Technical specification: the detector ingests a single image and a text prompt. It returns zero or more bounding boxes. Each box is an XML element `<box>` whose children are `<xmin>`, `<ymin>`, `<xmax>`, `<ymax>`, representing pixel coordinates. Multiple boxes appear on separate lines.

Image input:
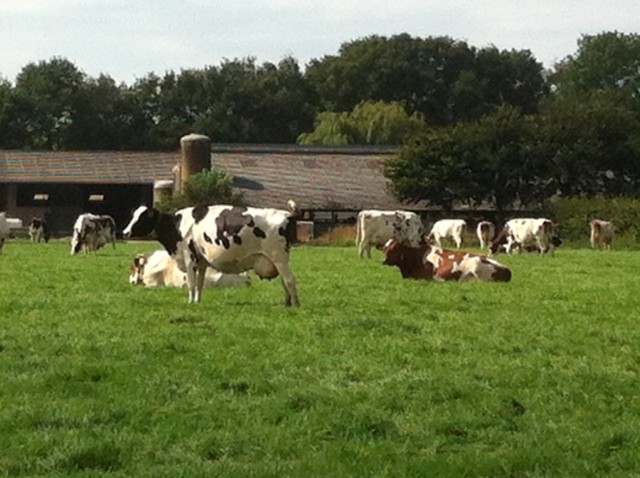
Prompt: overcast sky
<box><xmin>1</xmin><ymin>0</ymin><xmax>637</xmax><ymax>85</ymax></box>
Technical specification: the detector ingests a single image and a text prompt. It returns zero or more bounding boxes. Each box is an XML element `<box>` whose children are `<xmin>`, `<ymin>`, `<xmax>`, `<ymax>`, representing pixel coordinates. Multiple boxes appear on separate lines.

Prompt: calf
<box><xmin>129</xmin><ymin>250</ymin><xmax>251</xmax><ymax>288</ymax></box>
<box><xmin>123</xmin><ymin>201</ymin><xmax>299</xmax><ymax>306</ymax></box>
<box><xmin>476</xmin><ymin>220</ymin><xmax>495</xmax><ymax>250</ymax></box>
<box><xmin>428</xmin><ymin>219</ymin><xmax>466</xmax><ymax>249</ymax></box>
<box><xmin>355</xmin><ymin>209</ymin><xmax>424</xmax><ymax>258</ymax></box>
<box><xmin>382</xmin><ymin>239</ymin><xmax>511</xmax><ymax>282</ymax></box>
<box><xmin>29</xmin><ymin>217</ymin><xmax>50</xmax><ymax>243</ymax></box>
<box><xmin>71</xmin><ymin>213</ymin><xmax>117</xmax><ymax>254</ymax></box>
<box><xmin>590</xmin><ymin>219</ymin><xmax>614</xmax><ymax>250</ymax></box>
<box><xmin>490</xmin><ymin>218</ymin><xmax>555</xmax><ymax>255</ymax></box>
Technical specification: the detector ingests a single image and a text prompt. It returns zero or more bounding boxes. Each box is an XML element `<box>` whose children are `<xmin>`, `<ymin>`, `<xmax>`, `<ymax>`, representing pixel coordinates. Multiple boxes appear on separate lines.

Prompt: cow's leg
<box><xmin>186</xmin><ymin>263</ymin><xmax>199</xmax><ymax>303</ymax></box>
<box><xmin>272</xmin><ymin>254</ymin><xmax>299</xmax><ymax>307</ymax></box>
<box><xmin>358</xmin><ymin>239</ymin><xmax>367</xmax><ymax>258</ymax></box>
<box><xmin>455</xmin><ymin>235</ymin><xmax>462</xmax><ymax>249</ymax></box>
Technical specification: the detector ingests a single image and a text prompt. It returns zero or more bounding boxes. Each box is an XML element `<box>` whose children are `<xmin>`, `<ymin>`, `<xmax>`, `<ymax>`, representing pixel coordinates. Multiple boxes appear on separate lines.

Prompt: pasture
<box><xmin>0</xmin><ymin>239</ymin><xmax>639</xmax><ymax>477</ymax></box>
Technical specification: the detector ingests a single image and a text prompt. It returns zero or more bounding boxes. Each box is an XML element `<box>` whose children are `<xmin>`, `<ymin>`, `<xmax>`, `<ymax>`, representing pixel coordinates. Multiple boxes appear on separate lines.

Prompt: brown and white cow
<box><xmin>29</xmin><ymin>217</ymin><xmax>50</xmax><ymax>243</ymax></box>
<box><xmin>71</xmin><ymin>213</ymin><xmax>117</xmax><ymax>254</ymax></box>
<box><xmin>382</xmin><ymin>239</ymin><xmax>511</xmax><ymax>282</ymax></box>
<box><xmin>123</xmin><ymin>201</ymin><xmax>299</xmax><ymax>306</ymax></box>
<box><xmin>129</xmin><ymin>249</ymin><xmax>252</xmax><ymax>288</ymax></box>
<box><xmin>590</xmin><ymin>219</ymin><xmax>614</xmax><ymax>250</ymax></box>
<box><xmin>489</xmin><ymin>218</ymin><xmax>555</xmax><ymax>256</ymax></box>
<box><xmin>427</xmin><ymin>219</ymin><xmax>467</xmax><ymax>249</ymax></box>
<box><xmin>355</xmin><ymin>209</ymin><xmax>424</xmax><ymax>258</ymax></box>
<box><xmin>476</xmin><ymin>220</ymin><xmax>495</xmax><ymax>250</ymax></box>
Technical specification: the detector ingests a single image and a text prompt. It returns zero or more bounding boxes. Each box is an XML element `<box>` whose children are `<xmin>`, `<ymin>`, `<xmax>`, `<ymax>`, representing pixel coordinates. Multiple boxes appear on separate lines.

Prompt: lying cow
<box><xmin>590</xmin><ymin>219</ymin><xmax>614</xmax><ymax>250</ymax></box>
<box><xmin>476</xmin><ymin>220</ymin><xmax>495</xmax><ymax>250</ymax></box>
<box><xmin>71</xmin><ymin>213</ymin><xmax>117</xmax><ymax>254</ymax></box>
<box><xmin>490</xmin><ymin>218</ymin><xmax>555</xmax><ymax>255</ymax></box>
<box><xmin>29</xmin><ymin>217</ymin><xmax>50</xmax><ymax>243</ymax></box>
<box><xmin>382</xmin><ymin>239</ymin><xmax>511</xmax><ymax>282</ymax></box>
<box><xmin>428</xmin><ymin>219</ymin><xmax>466</xmax><ymax>249</ymax></box>
<box><xmin>130</xmin><ymin>250</ymin><xmax>252</xmax><ymax>288</ymax></box>
<box><xmin>123</xmin><ymin>201</ymin><xmax>299</xmax><ymax>306</ymax></box>
<box><xmin>355</xmin><ymin>209</ymin><xmax>424</xmax><ymax>258</ymax></box>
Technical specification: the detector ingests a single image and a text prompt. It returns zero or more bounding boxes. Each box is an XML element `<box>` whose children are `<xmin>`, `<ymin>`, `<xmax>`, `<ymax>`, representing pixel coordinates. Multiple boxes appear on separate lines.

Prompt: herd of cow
<box><xmin>0</xmin><ymin>206</ymin><xmax>617</xmax><ymax>307</ymax></box>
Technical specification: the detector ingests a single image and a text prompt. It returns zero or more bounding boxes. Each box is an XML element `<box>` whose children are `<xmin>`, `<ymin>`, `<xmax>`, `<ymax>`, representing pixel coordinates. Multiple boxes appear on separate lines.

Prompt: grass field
<box><xmin>1</xmin><ymin>239</ymin><xmax>639</xmax><ymax>477</ymax></box>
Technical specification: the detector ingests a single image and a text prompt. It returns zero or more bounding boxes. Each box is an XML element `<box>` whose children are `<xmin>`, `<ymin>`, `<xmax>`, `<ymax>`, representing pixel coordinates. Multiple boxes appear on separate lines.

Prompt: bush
<box><xmin>543</xmin><ymin>197</ymin><xmax>640</xmax><ymax>247</ymax></box>
<box><xmin>156</xmin><ymin>169</ymin><xmax>245</xmax><ymax>211</ymax></box>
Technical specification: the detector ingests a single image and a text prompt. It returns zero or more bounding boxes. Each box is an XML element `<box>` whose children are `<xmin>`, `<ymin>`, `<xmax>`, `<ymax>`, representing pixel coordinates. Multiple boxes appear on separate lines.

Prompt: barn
<box><xmin>0</xmin><ymin>143</ymin><xmax>421</xmax><ymax>238</ymax></box>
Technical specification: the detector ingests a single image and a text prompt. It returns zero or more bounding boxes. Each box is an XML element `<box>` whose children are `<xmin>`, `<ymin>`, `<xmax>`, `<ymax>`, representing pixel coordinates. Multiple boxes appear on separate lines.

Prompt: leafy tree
<box><xmin>385</xmin><ymin>106</ymin><xmax>550</xmax><ymax>213</ymax></box>
<box><xmin>305</xmin><ymin>34</ymin><xmax>547</xmax><ymax>126</ymax></box>
<box><xmin>550</xmin><ymin>31</ymin><xmax>640</xmax><ymax>96</ymax></box>
<box><xmin>298</xmin><ymin>100</ymin><xmax>426</xmax><ymax>145</ymax></box>
<box><xmin>157</xmin><ymin>169</ymin><xmax>245</xmax><ymax>212</ymax></box>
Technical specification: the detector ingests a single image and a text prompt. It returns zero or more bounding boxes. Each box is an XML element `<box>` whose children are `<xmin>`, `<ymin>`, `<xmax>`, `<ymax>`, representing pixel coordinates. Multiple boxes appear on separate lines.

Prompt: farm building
<box><xmin>0</xmin><ymin>143</ymin><xmax>425</xmax><ymax>238</ymax></box>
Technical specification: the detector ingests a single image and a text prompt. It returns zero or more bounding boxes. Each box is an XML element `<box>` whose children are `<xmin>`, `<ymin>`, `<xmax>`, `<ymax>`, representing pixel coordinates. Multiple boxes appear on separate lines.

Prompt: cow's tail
<box><xmin>355</xmin><ymin>212</ymin><xmax>363</xmax><ymax>247</ymax></box>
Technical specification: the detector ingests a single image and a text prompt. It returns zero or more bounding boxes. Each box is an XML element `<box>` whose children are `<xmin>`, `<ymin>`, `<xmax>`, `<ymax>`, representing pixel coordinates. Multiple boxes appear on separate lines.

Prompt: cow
<box><xmin>427</xmin><ymin>219</ymin><xmax>467</xmax><ymax>249</ymax></box>
<box><xmin>476</xmin><ymin>220</ymin><xmax>495</xmax><ymax>250</ymax></box>
<box><xmin>129</xmin><ymin>249</ymin><xmax>252</xmax><ymax>288</ymax></box>
<box><xmin>489</xmin><ymin>218</ymin><xmax>555</xmax><ymax>256</ymax></box>
<box><xmin>0</xmin><ymin>212</ymin><xmax>9</xmax><ymax>254</ymax></box>
<box><xmin>590</xmin><ymin>219</ymin><xmax>614</xmax><ymax>250</ymax></box>
<box><xmin>29</xmin><ymin>217</ymin><xmax>50</xmax><ymax>243</ymax></box>
<box><xmin>355</xmin><ymin>209</ymin><xmax>424</xmax><ymax>258</ymax></box>
<box><xmin>382</xmin><ymin>239</ymin><xmax>511</xmax><ymax>282</ymax></box>
<box><xmin>70</xmin><ymin>213</ymin><xmax>117</xmax><ymax>255</ymax></box>
<box><xmin>122</xmin><ymin>201</ymin><xmax>299</xmax><ymax>306</ymax></box>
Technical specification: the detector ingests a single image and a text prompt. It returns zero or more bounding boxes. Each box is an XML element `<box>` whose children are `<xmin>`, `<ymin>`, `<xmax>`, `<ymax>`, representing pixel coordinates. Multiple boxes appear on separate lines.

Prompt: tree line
<box><xmin>1</xmin><ymin>31</ymin><xmax>639</xmax><ymax>211</ymax></box>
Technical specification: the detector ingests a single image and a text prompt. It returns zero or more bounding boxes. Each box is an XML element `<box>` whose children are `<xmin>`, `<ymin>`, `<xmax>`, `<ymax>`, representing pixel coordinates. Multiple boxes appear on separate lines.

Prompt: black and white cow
<box><xmin>123</xmin><ymin>201</ymin><xmax>299</xmax><ymax>306</ymax></box>
<box><xmin>29</xmin><ymin>217</ymin><xmax>50</xmax><ymax>243</ymax></box>
<box><xmin>70</xmin><ymin>213</ymin><xmax>117</xmax><ymax>255</ymax></box>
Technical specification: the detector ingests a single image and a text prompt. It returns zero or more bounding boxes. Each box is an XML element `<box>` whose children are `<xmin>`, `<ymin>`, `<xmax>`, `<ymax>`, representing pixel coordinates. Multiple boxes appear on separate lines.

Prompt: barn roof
<box><xmin>0</xmin><ymin>145</ymin><xmax>424</xmax><ymax>211</ymax></box>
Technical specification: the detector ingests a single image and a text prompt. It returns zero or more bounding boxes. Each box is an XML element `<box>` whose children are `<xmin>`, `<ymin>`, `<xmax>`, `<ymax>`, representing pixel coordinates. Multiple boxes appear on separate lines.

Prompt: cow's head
<box><xmin>129</xmin><ymin>254</ymin><xmax>147</xmax><ymax>285</ymax></box>
<box><xmin>489</xmin><ymin>228</ymin><xmax>510</xmax><ymax>255</ymax></box>
<box><xmin>382</xmin><ymin>239</ymin><xmax>404</xmax><ymax>267</ymax></box>
<box><xmin>123</xmin><ymin>206</ymin><xmax>158</xmax><ymax>238</ymax></box>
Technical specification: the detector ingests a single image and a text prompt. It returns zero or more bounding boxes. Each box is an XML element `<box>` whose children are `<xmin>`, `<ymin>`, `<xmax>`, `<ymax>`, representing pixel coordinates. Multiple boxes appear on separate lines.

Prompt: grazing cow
<box><xmin>0</xmin><ymin>212</ymin><xmax>9</xmax><ymax>254</ymax></box>
<box><xmin>29</xmin><ymin>217</ymin><xmax>50</xmax><ymax>243</ymax></box>
<box><xmin>382</xmin><ymin>239</ymin><xmax>511</xmax><ymax>282</ymax></box>
<box><xmin>590</xmin><ymin>219</ymin><xmax>614</xmax><ymax>250</ymax></box>
<box><xmin>70</xmin><ymin>213</ymin><xmax>117</xmax><ymax>255</ymax></box>
<box><xmin>490</xmin><ymin>218</ymin><xmax>555</xmax><ymax>256</ymax></box>
<box><xmin>123</xmin><ymin>201</ymin><xmax>299</xmax><ymax>306</ymax></box>
<box><xmin>476</xmin><ymin>220</ymin><xmax>495</xmax><ymax>250</ymax></box>
<box><xmin>428</xmin><ymin>219</ymin><xmax>467</xmax><ymax>249</ymax></box>
<box><xmin>129</xmin><ymin>249</ymin><xmax>252</xmax><ymax>288</ymax></box>
<box><xmin>355</xmin><ymin>209</ymin><xmax>424</xmax><ymax>258</ymax></box>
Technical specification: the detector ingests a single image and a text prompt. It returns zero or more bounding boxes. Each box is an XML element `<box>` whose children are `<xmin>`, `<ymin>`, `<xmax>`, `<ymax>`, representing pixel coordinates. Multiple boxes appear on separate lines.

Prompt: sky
<box><xmin>1</xmin><ymin>0</ymin><xmax>638</xmax><ymax>86</ymax></box>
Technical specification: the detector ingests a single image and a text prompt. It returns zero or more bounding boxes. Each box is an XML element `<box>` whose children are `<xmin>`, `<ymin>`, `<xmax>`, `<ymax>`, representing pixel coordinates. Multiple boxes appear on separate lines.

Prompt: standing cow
<box><xmin>71</xmin><ymin>213</ymin><xmax>117</xmax><ymax>254</ymax></box>
<box><xmin>590</xmin><ymin>219</ymin><xmax>614</xmax><ymax>250</ymax></box>
<box><xmin>123</xmin><ymin>201</ymin><xmax>299</xmax><ymax>306</ymax></box>
<box><xmin>427</xmin><ymin>219</ymin><xmax>466</xmax><ymax>249</ymax></box>
<box><xmin>490</xmin><ymin>218</ymin><xmax>555</xmax><ymax>255</ymax></box>
<box><xmin>476</xmin><ymin>220</ymin><xmax>495</xmax><ymax>250</ymax></box>
<box><xmin>29</xmin><ymin>217</ymin><xmax>50</xmax><ymax>243</ymax></box>
<box><xmin>355</xmin><ymin>209</ymin><xmax>424</xmax><ymax>258</ymax></box>
<box><xmin>0</xmin><ymin>212</ymin><xmax>9</xmax><ymax>254</ymax></box>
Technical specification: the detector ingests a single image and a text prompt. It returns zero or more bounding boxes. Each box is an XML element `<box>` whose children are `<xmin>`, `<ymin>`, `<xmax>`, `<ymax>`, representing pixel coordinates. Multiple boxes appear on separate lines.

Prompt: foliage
<box><xmin>543</xmin><ymin>196</ymin><xmax>640</xmax><ymax>245</ymax></box>
<box><xmin>2</xmin><ymin>241</ymin><xmax>640</xmax><ymax>476</ymax></box>
<box><xmin>298</xmin><ymin>101</ymin><xmax>427</xmax><ymax>145</ymax></box>
<box><xmin>156</xmin><ymin>169</ymin><xmax>245</xmax><ymax>211</ymax></box>
<box><xmin>305</xmin><ymin>34</ymin><xmax>547</xmax><ymax>125</ymax></box>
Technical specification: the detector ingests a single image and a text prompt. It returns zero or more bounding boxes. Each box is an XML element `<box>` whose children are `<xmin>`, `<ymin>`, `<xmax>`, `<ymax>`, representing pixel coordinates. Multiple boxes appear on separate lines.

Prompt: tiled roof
<box><xmin>0</xmin><ymin>150</ymin><xmax>178</xmax><ymax>184</ymax></box>
<box><xmin>1</xmin><ymin>146</ymin><xmax>422</xmax><ymax>211</ymax></box>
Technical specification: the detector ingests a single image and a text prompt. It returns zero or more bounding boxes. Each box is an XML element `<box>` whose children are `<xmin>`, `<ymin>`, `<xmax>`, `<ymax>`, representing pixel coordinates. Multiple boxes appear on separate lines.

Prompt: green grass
<box><xmin>1</xmin><ymin>239</ymin><xmax>639</xmax><ymax>477</ymax></box>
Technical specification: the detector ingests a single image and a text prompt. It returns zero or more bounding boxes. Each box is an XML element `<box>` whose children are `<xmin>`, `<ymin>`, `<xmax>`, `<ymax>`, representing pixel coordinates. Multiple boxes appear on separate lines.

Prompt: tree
<box><xmin>305</xmin><ymin>34</ymin><xmax>547</xmax><ymax>126</ymax></box>
<box><xmin>298</xmin><ymin>100</ymin><xmax>427</xmax><ymax>145</ymax></box>
<box><xmin>385</xmin><ymin>106</ymin><xmax>551</xmax><ymax>213</ymax></box>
